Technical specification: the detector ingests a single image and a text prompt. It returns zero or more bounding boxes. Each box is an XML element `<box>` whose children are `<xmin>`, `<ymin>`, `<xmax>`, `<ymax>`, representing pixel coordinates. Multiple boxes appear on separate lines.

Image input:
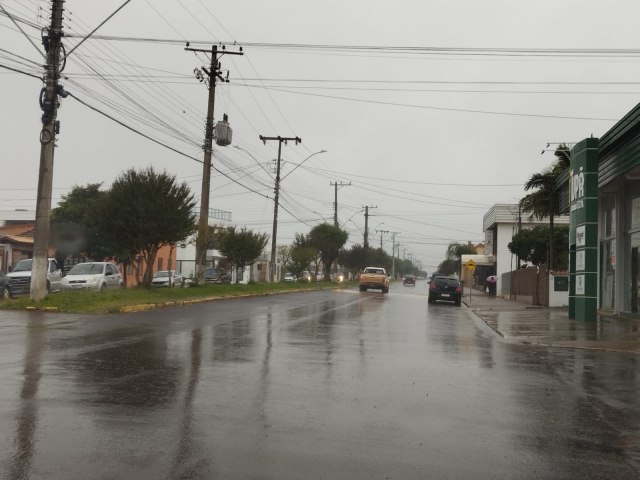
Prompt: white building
<box><xmin>483</xmin><ymin>204</ymin><xmax>569</xmax><ymax>296</ymax></box>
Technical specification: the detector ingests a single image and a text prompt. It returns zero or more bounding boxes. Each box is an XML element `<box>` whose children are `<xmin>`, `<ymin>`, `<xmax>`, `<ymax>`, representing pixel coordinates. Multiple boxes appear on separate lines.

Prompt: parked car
<box><xmin>204</xmin><ymin>268</ymin><xmax>231</xmax><ymax>284</ymax></box>
<box><xmin>1</xmin><ymin>271</ymin><xmax>13</xmax><ymax>299</ymax></box>
<box><xmin>151</xmin><ymin>270</ymin><xmax>184</xmax><ymax>287</ymax></box>
<box><xmin>6</xmin><ymin>257</ymin><xmax>63</xmax><ymax>295</ymax></box>
<box><xmin>298</xmin><ymin>271</ymin><xmax>311</xmax><ymax>282</ymax></box>
<box><xmin>428</xmin><ymin>275</ymin><xmax>462</xmax><ymax>306</ymax></box>
<box><xmin>403</xmin><ymin>274</ymin><xmax>416</xmax><ymax>286</ymax></box>
<box><xmin>60</xmin><ymin>262</ymin><xmax>124</xmax><ymax>291</ymax></box>
<box><xmin>283</xmin><ymin>273</ymin><xmax>295</xmax><ymax>282</ymax></box>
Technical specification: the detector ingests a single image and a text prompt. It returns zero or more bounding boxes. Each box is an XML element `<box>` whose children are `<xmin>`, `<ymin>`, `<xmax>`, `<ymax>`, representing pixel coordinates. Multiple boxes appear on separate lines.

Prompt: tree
<box><xmin>218</xmin><ymin>227</ymin><xmax>269</xmax><ymax>283</ymax></box>
<box><xmin>519</xmin><ymin>144</ymin><xmax>570</xmax><ymax>271</ymax></box>
<box><xmin>288</xmin><ymin>233</ymin><xmax>316</xmax><ymax>279</ymax></box>
<box><xmin>51</xmin><ymin>183</ymin><xmax>110</xmax><ymax>262</ymax></box>
<box><xmin>508</xmin><ymin>225</ymin><xmax>569</xmax><ymax>270</ymax></box>
<box><xmin>94</xmin><ymin>167</ymin><xmax>196</xmax><ymax>287</ymax></box>
<box><xmin>308</xmin><ymin>223</ymin><xmax>348</xmax><ymax>280</ymax></box>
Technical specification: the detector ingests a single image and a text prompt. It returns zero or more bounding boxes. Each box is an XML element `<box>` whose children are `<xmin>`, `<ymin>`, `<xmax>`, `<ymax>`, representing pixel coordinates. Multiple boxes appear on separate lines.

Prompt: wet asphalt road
<box><xmin>0</xmin><ymin>282</ymin><xmax>639</xmax><ymax>479</ymax></box>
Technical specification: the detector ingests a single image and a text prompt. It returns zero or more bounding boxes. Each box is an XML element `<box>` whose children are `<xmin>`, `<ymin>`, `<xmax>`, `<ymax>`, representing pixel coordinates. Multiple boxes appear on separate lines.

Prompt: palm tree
<box><xmin>519</xmin><ymin>144</ymin><xmax>570</xmax><ymax>271</ymax></box>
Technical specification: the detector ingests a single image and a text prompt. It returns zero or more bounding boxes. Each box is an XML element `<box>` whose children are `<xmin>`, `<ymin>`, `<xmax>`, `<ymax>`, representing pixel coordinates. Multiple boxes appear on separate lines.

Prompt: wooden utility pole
<box><xmin>31</xmin><ymin>0</ymin><xmax>65</xmax><ymax>300</ymax></box>
<box><xmin>186</xmin><ymin>44</ymin><xmax>243</xmax><ymax>280</ymax></box>
<box><xmin>259</xmin><ymin>135</ymin><xmax>302</xmax><ymax>282</ymax></box>
<box><xmin>330</xmin><ymin>181</ymin><xmax>351</xmax><ymax>227</ymax></box>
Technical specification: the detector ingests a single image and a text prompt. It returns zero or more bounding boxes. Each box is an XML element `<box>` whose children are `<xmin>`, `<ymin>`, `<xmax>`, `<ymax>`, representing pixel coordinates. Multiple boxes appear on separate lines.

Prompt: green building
<box><xmin>562</xmin><ymin>103</ymin><xmax>640</xmax><ymax>319</ymax></box>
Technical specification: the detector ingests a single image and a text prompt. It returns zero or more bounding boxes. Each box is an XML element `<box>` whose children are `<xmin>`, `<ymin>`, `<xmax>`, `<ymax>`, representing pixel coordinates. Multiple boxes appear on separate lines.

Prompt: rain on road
<box><xmin>0</xmin><ymin>281</ymin><xmax>638</xmax><ymax>479</ymax></box>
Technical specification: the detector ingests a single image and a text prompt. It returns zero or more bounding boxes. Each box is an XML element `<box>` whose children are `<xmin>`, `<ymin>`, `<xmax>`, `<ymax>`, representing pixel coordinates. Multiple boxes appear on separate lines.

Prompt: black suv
<box><xmin>403</xmin><ymin>274</ymin><xmax>416</xmax><ymax>286</ymax></box>
<box><xmin>428</xmin><ymin>275</ymin><xmax>462</xmax><ymax>306</ymax></box>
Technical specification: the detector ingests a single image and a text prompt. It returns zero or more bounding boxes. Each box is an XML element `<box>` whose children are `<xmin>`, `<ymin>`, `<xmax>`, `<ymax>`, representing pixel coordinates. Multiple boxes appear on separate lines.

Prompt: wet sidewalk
<box><xmin>462</xmin><ymin>287</ymin><xmax>640</xmax><ymax>354</ymax></box>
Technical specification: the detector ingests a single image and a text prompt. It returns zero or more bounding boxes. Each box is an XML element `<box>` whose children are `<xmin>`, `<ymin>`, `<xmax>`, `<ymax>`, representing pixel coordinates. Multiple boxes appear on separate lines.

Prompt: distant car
<box><xmin>151</xmin><ymin>270</ymin><xmax>184</xmax><ymax>287</ymax></box>
<box><xmin>403</xmin><ymin>274</ymin><xmax>416</xmax><ymax>286</ymax></box>
<box><xmin>60</xmin><ymin>262</ymin><xmax>124</xmax><ymax>291</ymax></box>
<box><xmin>204</xmin><ymin>268</ymin><xmax>231</xmax><ymax>284</ymax></box>
<box><xmin>1</xmin><ymin>271</ymin><xmax>13</xmax><ymax>299</ymax></box>
<box><xmin>283</xmin><ymin>273</ymin><xmax>295</xmax><ymax>282</ymax></box>
<box><xmin>428</xmin><ymin>275</ymin><xmax>462</xmax><ymax>306</ymax></box>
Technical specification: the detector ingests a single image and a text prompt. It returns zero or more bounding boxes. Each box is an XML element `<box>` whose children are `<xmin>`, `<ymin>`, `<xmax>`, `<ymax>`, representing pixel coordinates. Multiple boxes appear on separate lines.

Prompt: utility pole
<box><xmin>390</xmin><ymin>231</ymin><xmax>400</xmax><ymax>279</ymax></box>
<box><xmin>186</xmin><ymin>43</ymin><xmax>243</xmax><ymax>280</ymax></box>
<box><xmin>260</xmin><ymin>135</ymin><xmax>302</xmax><ymax>282</ymax></box>
<box><xmin>330</xmin><ymin>181</ymin><xmax>351</xmax><ymax>226</ymax></box>
<box><xmin>362</xmin><ymin>205</ymin><xmax>377</xmax><ymax>248</ymax></box>
<box><xmin>375</xmin><ymin>229</ymin><xmax>389</xmax><ymax>250</ymax></box>
<box><xmin>31</xmin><ymin>0</ymin><xmax>65</xmax><ymax>300</ymax></box>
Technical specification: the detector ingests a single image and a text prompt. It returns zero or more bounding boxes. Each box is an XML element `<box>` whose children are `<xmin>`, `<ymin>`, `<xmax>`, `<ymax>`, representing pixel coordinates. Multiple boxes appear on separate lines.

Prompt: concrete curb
<box><xmin>118</xmin><ymin>286</ymin><xmax>344</xmax><ymax>314</ymax></box>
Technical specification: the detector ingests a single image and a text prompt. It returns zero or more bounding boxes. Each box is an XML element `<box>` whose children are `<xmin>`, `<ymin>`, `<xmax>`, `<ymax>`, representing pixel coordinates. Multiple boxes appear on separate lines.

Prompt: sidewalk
<box><xmin>462</xmin><ymin>287</ymin><xmax>640</xmax><ymax>354</ymax></box>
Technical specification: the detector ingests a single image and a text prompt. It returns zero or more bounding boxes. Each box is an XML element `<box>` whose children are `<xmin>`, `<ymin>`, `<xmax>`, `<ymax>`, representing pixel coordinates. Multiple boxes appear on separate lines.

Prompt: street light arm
<box><xmin>282</xmin><ymin>149</ymin><xmax>327</xmax><ymax>180</ymax></box>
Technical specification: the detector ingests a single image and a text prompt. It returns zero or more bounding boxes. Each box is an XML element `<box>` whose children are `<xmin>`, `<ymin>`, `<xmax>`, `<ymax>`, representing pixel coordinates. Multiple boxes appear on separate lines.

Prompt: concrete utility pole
<box><xmin>31</xmin><ymin>0</ymin><xmax>65</xmax><ymax>300</ymax></box>
<box><xmin>363</xmin><ymin>205</ymin><xmax>377</xmax><ymax>248</ymax></box>
<box><xmin>375</xmin><ymin>229</ymin><xmax>389</xmax><ymax>250</ymax></box>
<box><xmin>259</xmin><ymin>135</ymin><xmax>302</xmax><ymax>282</ymax></box>
<box><xmin>390</xmin><ymin>231</ymin><xmax>400</xmax><ymax>278</ymax></box>
<box><xmin>330</xmin><ymin>181</ymin><xmax>351</xmax><ymax>227</ymax></box>
<box><xmin>186</xmin><ymin>43</ymin><xmax>243</xmax><ymax>280</ymax></box>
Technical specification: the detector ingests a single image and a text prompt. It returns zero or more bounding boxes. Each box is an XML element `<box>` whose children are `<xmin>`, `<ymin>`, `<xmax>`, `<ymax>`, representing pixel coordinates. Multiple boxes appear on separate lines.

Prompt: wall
<box><xmin>549</xmin><ymin>274</ymin><xmax>569</xmax><ymax>307</ymax></box>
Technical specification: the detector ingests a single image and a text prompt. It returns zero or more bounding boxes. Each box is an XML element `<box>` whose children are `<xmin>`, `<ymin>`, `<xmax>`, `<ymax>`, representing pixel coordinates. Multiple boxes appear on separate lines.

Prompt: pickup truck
<box><xmin>359</xmin><ymin>267</ymin><xmax>390</xmax><ymax>293</ymax></box>
<box><xmin>6</xmin><ymin>258</ymin><xmax>63</xmax><ymax>295</ymax></box>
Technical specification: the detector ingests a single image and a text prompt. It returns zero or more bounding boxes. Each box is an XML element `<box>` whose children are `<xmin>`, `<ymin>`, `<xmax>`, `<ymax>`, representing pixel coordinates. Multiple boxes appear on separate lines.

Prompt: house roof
<box><xmin>0</xmin><ymin>235</ymin><xmax>34</xmax><ymax>246</ymax></box>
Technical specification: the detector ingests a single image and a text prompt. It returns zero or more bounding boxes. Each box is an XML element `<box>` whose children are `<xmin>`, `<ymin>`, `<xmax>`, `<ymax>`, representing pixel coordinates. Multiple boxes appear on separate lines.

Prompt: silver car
<box><xmin>151</xmin><ymin>270</ymin><xmax>184</xmax><ymax>287</ymax></box>
<box><xmin>60</xmin><ymin>262</ymin><xmax>124</xmax><ymax>291</ymax></box>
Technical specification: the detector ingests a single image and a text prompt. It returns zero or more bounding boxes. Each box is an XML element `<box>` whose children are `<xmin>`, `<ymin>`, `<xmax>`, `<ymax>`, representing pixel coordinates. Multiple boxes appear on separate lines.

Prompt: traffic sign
<box><xmin>465</xmin><ymin>259</ymin><xmax>476</xmax><ymax>270</ymax></box>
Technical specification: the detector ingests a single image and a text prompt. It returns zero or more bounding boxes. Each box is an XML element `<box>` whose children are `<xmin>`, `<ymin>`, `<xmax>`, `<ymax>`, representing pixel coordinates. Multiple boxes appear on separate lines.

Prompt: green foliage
<box><xmin>508</xmin><ymin>225</ymin><xmax>569</xmax><ymax>270</ymax></box>
<box><xmin>437</xmin><ymin>259</ymin><xmax>459</xmax><ymax>276</ymax></box>
<box><xmin>218</xmin><ymin>227</ymin><xmax>269</xmax><ymax>282</ymax></box>
<box><xmin>289</xmin><ymin>233</ymin><xmax>316</xmax><ymax>278</ymax></box>
<box><xmin>94</xmin><ymin>167</ymin><xmax>196</xmax><ymax>287</ymax></box>
<box><xmin>51</xmin><ymin>183</ymin><xmax>110</xmax><ymax>261</ymax></box>
<box><xmin>308</xmin><ymin>223</ymin><xmax>348</xmax><ymax>280</ymax></box>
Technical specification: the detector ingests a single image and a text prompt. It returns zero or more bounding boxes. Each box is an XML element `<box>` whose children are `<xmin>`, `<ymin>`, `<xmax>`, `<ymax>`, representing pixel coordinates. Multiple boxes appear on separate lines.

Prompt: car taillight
<box><xmin>430</xmin><ymin>281</ymin><xmax>436</xmax><ymax>288</ymax></box>
<box><xmin>455</xmin><ymin>286</ymin><xmax>462</xmax><ymax>293</ymax></box>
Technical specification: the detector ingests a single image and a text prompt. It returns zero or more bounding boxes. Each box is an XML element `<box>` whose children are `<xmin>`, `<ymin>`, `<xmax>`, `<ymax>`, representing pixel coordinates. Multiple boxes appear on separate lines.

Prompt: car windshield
<box><xmin>364</xmin><ymin>269</ymin><xmax>383</xmax><ymax>274</ymax></box>
<box><xmin>68</xmin><ymin>263</ymin><xmax>104</xmax><ymax>275</ymax></box>
<box><xmin>12</xmin><ymin>259</ymin><xmax>33</xmax><ymax>272</ymax></box>
<box><xmin>154</xmin><ymin>271</ymin><xmax>169</xmax><ymax>278</ymax></box>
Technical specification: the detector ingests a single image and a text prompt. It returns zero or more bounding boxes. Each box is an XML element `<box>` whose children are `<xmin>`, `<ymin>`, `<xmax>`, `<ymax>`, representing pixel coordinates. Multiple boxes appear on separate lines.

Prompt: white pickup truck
<box><xmin>359</xmin><ymin>267</ymin><xmax>390</xmax><ymax>293</ymax></box>
<box><xmin>7</xmin><ymin>258</ymin><xmax>63</xmax><ymax>295</ymax></box>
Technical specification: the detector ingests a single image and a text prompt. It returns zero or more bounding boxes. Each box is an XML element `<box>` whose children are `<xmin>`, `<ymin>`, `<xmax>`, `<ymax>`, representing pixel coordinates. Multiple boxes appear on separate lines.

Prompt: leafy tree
<box><xmin>218</xmin><ymin>227</ymin><xmax>269</xmax><ymax>283</ymax></box>
<box><xmin>308</xmin><ymin>223</ymin><xmax>348</xmax><ymax>280</ymax></box>
<box><xmin>278</xmin><ymin>245</ymin><xmax>293</xmax><ymax>276</ymax></box>
<box><xmin>51</xmin><ymin>183</ymin><xmax>110</xmax><ymax>262</ymax></box>
<box><xmin>340</xmin><ymin>244</ymin><xmax>371</xmax><ymax>275</ymax></box>
<box><xmin>437</xmin><ymin>259</ymin><xmax>459</xmax><ymax>276</ymax></box>
<box><xmin>519</xmin><ymin>144</ymin><xmax>570</xmax><ymax>271</ymax></box>
<box><xmin>289</xmin><ymin>233</ymin><xmax>316</xmax><ymax>279</ymax></box>
<box><xmin>508</xmin><ymin>225</ymin><xmax>569</xmax><ymax>270</ymax></box>
<box><xmin>94</xmin><ymin>167</ymin><xmax>196</xmax><ymax>287</ymax></box>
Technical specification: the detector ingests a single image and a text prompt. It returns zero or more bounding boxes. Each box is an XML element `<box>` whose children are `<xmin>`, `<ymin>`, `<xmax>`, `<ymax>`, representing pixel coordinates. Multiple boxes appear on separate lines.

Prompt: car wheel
<box><xmin>455</xmin><ymin>300</ymin><xmax>461</xmax><ymax>306</ymax></box>
<box><xmin>100</xmin><ymin>283</ymin><xmax>107</xmax><ymax>291</ymax></box>
<box><xmin>46</xmin><ymin>281</ymin><xmax>51</xmax><ymax>293</ymax></box>
<box><xmin>359</xmin><ymin>286</ymin><xmax>366</xmax><ymax>292</ymax></box>
<box><xmin>383</xmin><ymin>287</ymin><xmax>389</xmax><ymax>294</ymax></box>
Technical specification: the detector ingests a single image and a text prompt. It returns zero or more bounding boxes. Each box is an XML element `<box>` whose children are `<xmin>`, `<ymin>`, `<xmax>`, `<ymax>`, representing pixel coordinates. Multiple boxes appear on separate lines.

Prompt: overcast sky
<box><xmin>2</xmin><ymin>0</ymin><xmax>640</xmax><ymax>271</ymax></box>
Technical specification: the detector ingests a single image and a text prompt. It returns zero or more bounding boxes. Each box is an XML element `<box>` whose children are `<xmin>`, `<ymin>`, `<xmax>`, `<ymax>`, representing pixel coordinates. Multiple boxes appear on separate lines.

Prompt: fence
<box><xmin>501</xmin><ymin>265</ymin><xmax>550</xmax><ymax>306</ymax></box>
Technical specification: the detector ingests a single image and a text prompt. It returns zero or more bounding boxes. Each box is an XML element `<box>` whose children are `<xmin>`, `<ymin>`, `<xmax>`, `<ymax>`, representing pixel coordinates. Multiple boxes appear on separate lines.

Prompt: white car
<box><xmin>61</xmin><ymin>262</ymin><xmax>124</xmax><ymax>291</ymax></box>
<box><xmin>151</xmin><ymin>270</ymin><xmax>184</xmax><ymax>287</ymax></box>
<box><xmin>283</xmin><ymin>273</ymin><xmax>295</xmax><ymax>282</ymax></box>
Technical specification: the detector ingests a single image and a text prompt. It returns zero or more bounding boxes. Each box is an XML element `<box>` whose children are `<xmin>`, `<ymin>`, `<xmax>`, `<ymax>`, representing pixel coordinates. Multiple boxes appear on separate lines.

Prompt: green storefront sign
<box><xmin>568</xmin><ymin>138</ymin><xmax>598</xmax><ymax>321</ymax></box>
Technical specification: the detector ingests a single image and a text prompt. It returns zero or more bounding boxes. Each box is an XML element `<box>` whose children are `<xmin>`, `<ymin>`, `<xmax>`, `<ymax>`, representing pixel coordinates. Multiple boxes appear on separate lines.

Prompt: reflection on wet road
<box><xmin>0</xmin><ymin>282</ymin><xmax>638</xmax><ymax>479</ymax></box>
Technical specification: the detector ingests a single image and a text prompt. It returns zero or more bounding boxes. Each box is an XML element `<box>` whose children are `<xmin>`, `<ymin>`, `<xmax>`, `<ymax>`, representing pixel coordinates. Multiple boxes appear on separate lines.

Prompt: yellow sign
<box><xmin>465</xmin><ymin>259</ymin><xmax>476</xmax><ymax>270</ymax></box>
